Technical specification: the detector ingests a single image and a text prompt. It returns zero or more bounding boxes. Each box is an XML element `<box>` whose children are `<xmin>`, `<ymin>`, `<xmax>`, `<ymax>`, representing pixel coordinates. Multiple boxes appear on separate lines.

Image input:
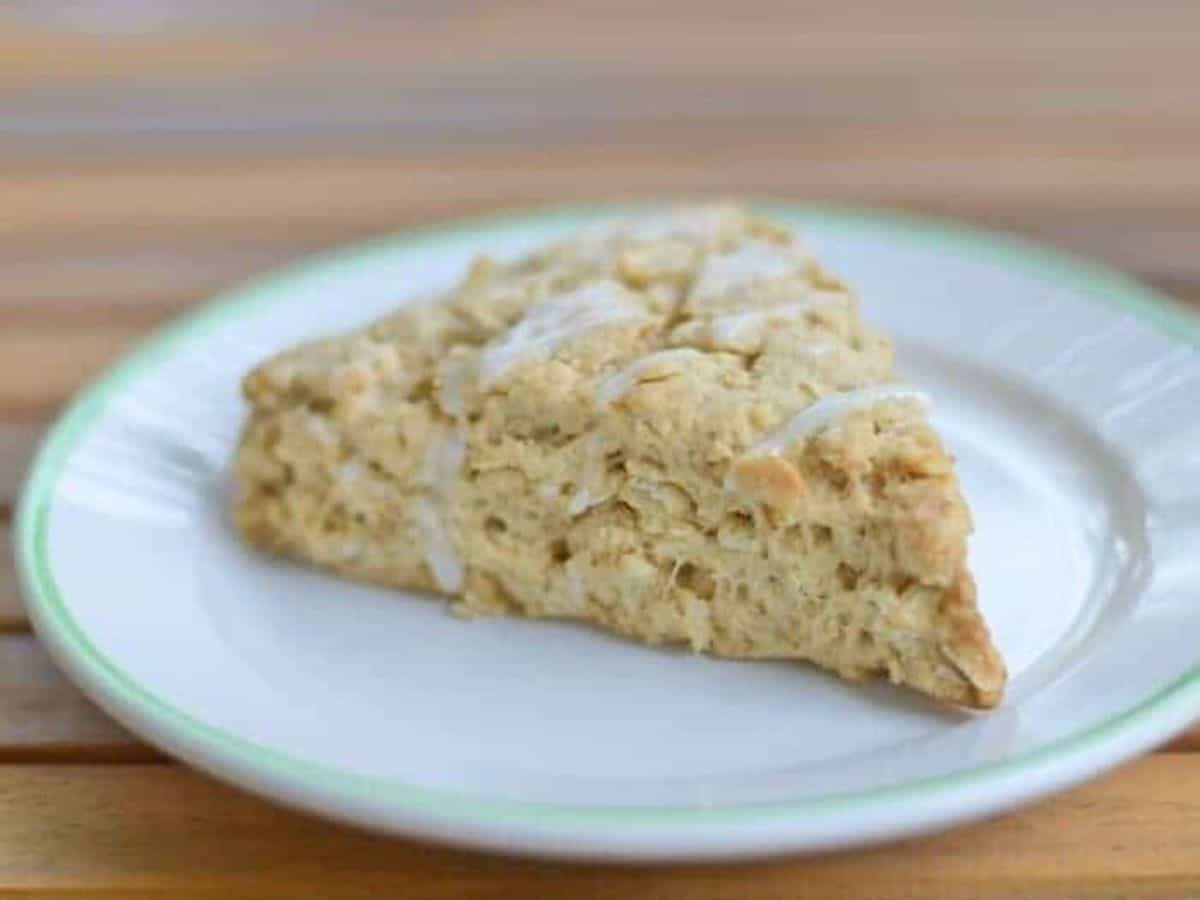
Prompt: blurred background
<box><xmin>3</xmin><ymin>0</ymin><xmax>1199</xmax><ymax>469</ymax></box>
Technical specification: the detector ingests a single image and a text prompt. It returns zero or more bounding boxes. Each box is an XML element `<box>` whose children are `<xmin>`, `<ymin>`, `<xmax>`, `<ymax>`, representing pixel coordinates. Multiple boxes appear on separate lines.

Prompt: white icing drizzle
<box><xmin>436</xmin><ymin>355</ymin><xmax>473</xmax><ymax>418</ymax></box>
<box><xmin>709</xmin><ymin>302</ymin><xmax>813</xmax><ymax>346</ymax></box>
<box><xmin>411</xmin><ymin>496</ymin><xmax>463</xmax><ymax>593</ymax></box>
<box><xmin>564</xmin><ymin>563</ymin><xmax>588</xmax><ymax>611</ymax></box>
<box><xmin>692</xmin><ymin>239</ymin><xmax>807</xmax><ymax>304</ymax></box>
<box><xmin>477</xmin><ymin>280</ymin><xmax>649</xmax><ymax>387</ymax></box>
<box><xmin>581</xmin><ymin>206</ymin><xmax>734</xmax><ymax>247</ymax></box>
<box><xmin>336</xmin><ymin>461</ymin><xmax>363</xmax><ymax>484</ymax></box>
<box><xmin>621</xmin><ymin>206</ymin><xmax>733</xmax><ymax>243</ymax></box>
<box><xmin>303</xmin><ymin>414</ymin><xmax>339</xmax><ymax>445</ymax></box>
<box><xmin>424</xmin><ymin>427</ymin><xmax>466</xmax><ymax>494</ymax></box>
<box><xmin>706</xmin><ymin>291</ymin><xmax>845</xmax><ymax>348</ymax></box>
<box><xmin>595</xmin><ymin>348</ymin><xmax>706</xmax><ymax>405</ymax></box>
<box><xmin>567</xmin><ymin>487</ymin><xmax>595</xmax><ymax>516</ymax></box>
<box><xmin>414</xmin><ymin>426</ymin><xmax>467</xmax><ymax>594</ymax></box>
<box><xmin>741</xmin><ymin>385</ymin><xmax>930</xmax><ymax>460</ymax></box>
<box><xmin>568</xmin><ymin>431</ymin><xmax>607</xmax><ymax>516</ymax></box>
<box><xmin>801</xmin><ymin>341</ymin><xmax>837</xmax><ymax>358</ymax></box>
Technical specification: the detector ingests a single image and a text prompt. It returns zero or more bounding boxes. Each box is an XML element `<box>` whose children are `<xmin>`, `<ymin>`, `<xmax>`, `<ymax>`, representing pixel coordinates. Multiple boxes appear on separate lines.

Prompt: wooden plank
<box><xmin>0</xmin><ymin>635</ymin><xmax>154</xmax><ymax>762</ymax></box>
<box><xmin>0</xmin><ymin>756</ymin><xmax>1198</xmax><ymax>898</ymax></box>
<box><xmin>6</xmin><ymin>91</ymin><xmax>1200</xmax><ymax>162</ymax></box>
<box><xmin>0</xmin><ymin>242</ymin><xmax>311</xmax><ymax>316</ymax></box>
<box><xmin>5</xmin><ymin>150</ymin><xmax>1200</xmax><ymax>249</ymax></box>
<box><xmin>0</xmin><ymin>326</ymin><xmax>141</xmax><ymax>417</ymax></box>
<box><xmin>8</xmin><ymin>0</ymin><xmax>1200</xmax><ymax>86</ymax></box>
<box><xmin>4</xmin><ymin>4</ymin><xmax>1200</xmax><ymax>151</ymax></box>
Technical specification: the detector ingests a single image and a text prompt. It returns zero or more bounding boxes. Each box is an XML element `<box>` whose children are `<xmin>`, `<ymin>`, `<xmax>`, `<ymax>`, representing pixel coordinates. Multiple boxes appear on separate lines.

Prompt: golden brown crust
<box><xmin>936</xmin><ymin>571</ymin><xmax>1007</xmax><ymax>708</ymax></box>
<box><xmin>726</xmin><ymin>456</ymin><xmax>806</xmax><ymax>511</ymax></box>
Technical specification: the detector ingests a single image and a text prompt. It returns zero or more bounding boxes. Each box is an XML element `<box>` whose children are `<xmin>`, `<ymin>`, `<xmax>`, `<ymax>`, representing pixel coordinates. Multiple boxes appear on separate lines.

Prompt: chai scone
<box><xmin>234</xmin><ymin>205</ymin><xmax>1006</xmax><ymax>708</ymax></box>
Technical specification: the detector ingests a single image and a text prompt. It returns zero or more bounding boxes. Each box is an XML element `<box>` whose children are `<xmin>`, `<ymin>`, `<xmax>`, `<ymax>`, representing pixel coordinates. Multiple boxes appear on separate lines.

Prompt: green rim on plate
<box><xmin>14</xmin><ymin>203</ymin><xmax>1200</xmax><ymax>830</ymax></box>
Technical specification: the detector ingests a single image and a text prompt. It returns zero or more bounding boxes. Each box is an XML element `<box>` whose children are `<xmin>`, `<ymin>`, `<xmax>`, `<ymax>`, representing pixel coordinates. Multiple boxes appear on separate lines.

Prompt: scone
<box><xmin>234</xmin><ymin>205</ymin><xmax>1006</xmax><ymax>708</ymax></box>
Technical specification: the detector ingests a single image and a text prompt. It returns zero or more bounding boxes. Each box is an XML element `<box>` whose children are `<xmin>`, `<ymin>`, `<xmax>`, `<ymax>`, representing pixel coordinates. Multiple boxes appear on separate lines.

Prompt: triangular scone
<box><xmin>234</xmin><ymin>205</ymin><xmax>1006</xmax><ymax>708</ymax></box>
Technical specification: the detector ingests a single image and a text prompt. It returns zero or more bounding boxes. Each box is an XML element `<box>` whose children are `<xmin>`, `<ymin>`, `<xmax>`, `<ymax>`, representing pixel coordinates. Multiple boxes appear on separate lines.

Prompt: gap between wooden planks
<box><xmin>0</xmin><ymin>757</ymin><xmax>1198</xmax><ymax>898</ymax></box>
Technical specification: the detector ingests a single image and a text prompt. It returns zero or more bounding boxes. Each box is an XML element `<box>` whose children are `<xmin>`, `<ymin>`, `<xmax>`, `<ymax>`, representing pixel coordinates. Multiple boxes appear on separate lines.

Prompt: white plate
<box><xmin>15</xmin><ymin>204</ymin><xmax>1200</xmax><ymax>861</ymax></box>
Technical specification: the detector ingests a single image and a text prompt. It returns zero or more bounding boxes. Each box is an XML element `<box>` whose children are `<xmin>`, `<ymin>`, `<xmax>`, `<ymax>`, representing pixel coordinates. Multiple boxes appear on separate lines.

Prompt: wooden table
<box><xmin>3</xmin><ymin>4</ymin><xmax>1199</xmax><ymax>896</ymax></box>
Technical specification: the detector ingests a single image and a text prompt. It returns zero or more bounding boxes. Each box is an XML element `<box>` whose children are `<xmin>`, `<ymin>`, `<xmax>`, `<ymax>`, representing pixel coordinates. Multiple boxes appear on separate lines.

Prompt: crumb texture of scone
<box><xmin>233</xmin><ymin>205</ymin><xmax>1006</xmax><ymax>708</ymax></box>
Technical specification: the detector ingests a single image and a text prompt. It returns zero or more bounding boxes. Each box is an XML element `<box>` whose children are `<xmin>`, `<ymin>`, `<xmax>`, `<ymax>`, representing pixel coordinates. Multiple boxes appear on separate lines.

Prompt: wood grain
<box><xmin>5</xmin><ymin>1</ymin><xmax>1200</xmax><ymax>158</ymax></box>
<box><xmin>0</xmin><ymin>326</ymin><xmax>140</xmax><ymax>416</ymax></box>
<box><xmin>6</xmin><ymin>153</ymin><xmax>1200</xmax><ymax>245</ymax></box>
<box><xmin>0</xmin><ymin>757</ymin><xmax>1197</xmax><ymax>898</ymax></box>
<box><xmin>0</xmin><ymin>636</ymin><xmax>153</xmax><ymax>762</ymax></box>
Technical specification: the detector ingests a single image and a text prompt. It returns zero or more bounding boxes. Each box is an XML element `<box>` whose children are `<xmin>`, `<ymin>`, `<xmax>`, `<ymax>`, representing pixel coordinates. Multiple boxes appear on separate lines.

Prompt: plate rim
<box><xmin>14</xmin><ymin>202</ymin><xmax>1200</xmax><ymax>857</ymax></box>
